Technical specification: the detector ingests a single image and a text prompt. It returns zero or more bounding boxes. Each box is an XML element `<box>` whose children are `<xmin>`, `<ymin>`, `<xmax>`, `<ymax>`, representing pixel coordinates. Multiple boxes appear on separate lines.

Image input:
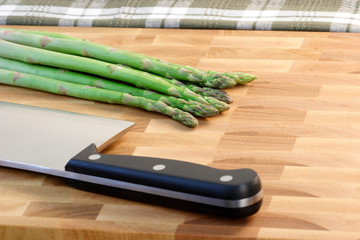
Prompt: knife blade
<box><xmin>0</xmin><ymin>101</ymin><xmax>263</xmax><ymax>217</ymax></box>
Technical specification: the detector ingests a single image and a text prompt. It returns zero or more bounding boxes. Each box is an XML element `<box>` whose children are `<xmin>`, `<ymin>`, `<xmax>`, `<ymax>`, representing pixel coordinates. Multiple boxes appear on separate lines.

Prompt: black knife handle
<box><xmin>65</xmin><ymin>144</ymin><xmax>263</xmax><ymax>217</ymax></box>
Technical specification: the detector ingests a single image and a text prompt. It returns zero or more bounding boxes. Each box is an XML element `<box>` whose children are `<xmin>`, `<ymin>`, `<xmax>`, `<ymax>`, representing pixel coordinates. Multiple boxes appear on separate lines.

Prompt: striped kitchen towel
<box><xmin>1</xmin><ymin>0</ymin><xmax>360</xmax><ymax>32</ymax></box>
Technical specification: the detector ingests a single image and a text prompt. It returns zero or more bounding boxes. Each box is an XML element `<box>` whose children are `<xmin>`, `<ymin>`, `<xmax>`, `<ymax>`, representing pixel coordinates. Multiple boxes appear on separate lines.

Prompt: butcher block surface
<box><xmin>1</xmin><ymin>26</ymin><xmax>360</xmax><ymax>240</ymax></box>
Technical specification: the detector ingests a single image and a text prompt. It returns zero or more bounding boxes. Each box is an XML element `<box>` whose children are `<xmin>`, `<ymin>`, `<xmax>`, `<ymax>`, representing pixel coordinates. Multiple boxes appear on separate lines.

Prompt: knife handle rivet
<box><xmin>153</xmin><ymin>164</ymin><xmax>166</xmax><ymax>171</ymax></box>
<box><xmin>88</xmin><ymin>154</ymin><xmax>101</xmax><ymax>160</ymax></box>
<box><xmin>220</xmin><ymin>175</ymin><xmax>233</xmax><ymax>182</ymax></box>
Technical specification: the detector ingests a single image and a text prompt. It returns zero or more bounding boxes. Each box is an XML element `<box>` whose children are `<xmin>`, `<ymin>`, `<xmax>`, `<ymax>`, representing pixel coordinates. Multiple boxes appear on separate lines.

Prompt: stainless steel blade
<box><xmin>0</xmin><ymin>101</ymin><xmax>135</xmax><ymax>174</ymax></box>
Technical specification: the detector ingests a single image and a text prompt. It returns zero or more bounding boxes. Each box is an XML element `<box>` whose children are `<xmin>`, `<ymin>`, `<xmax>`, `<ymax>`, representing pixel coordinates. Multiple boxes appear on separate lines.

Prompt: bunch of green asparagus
<box><xmin>0</xmin><ymin>27</ymin><xmax>256</xmax><ymax>127</ymax></box>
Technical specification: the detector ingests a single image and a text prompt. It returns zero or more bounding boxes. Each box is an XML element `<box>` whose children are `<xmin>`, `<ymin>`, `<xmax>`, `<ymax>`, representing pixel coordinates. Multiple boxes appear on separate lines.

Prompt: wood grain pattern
<box><xmin>1</xmin><ymin>26</ymin><xmax>360</xmax><ymax>239</ymax></box>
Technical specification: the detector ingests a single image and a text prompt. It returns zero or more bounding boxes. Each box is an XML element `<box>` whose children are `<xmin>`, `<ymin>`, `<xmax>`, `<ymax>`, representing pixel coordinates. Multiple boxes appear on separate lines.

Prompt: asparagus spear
<box><xmin>0</xmin><ymin>29</ymin><xmax>244</xmax><ymax>88</ymax></box>
<box><xmin>0</xmin><ymin>57</ymin><xmax>218</xmax><ymax>117</ymax></box>
<box><xmin>0</xmin><ymin>68</ymin><xmax>199</xmax><ymax>127</ymax></box>
<box><xmin>0</xmin><ymin>27</ymin><xmax>79</xmax><ymax>40</ymax></box>
<box><xmin>0</xmin><ymin>39</ymin><xmax>212</xmax><ymax>106</ymax></box>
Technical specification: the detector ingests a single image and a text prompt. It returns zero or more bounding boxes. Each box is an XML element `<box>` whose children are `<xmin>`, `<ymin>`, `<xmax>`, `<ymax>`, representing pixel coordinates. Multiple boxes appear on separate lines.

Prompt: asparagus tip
<box><xmin>203</xmin><ymin>71</ymin><xmax>237</xmax><ymax>89</ymax></box>
<box><xmin>224</xmin><ymin>72</ymin><xmax>257</xmax><ymax>85</ymax></box>
<box><xmin>171</xmin><ymin>108</ymin><xmax>199</xmax><ymax>127</ymax></box>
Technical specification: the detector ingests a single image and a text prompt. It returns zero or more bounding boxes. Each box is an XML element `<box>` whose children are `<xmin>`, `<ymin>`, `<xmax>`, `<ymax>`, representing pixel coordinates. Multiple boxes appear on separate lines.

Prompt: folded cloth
<box><xmin>1</xmin><ymin>0</ymin><xmax>360</xmax><ymax>32</ymax></box>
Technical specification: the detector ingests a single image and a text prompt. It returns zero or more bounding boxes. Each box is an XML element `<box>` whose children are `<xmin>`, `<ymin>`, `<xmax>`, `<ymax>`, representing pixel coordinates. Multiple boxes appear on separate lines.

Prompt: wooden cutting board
<box><xmin>1</xmin><ymin>26</ymin><xmax>360</xmax><ymax>240</ymax></box>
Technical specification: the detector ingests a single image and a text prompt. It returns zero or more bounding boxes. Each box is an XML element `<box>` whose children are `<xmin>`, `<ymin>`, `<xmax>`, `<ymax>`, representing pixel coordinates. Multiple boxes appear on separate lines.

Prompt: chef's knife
<box><xmin>0</xmin><ymin>101</ymin><xmax>263</xmax><ymax>217</ymax></box>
